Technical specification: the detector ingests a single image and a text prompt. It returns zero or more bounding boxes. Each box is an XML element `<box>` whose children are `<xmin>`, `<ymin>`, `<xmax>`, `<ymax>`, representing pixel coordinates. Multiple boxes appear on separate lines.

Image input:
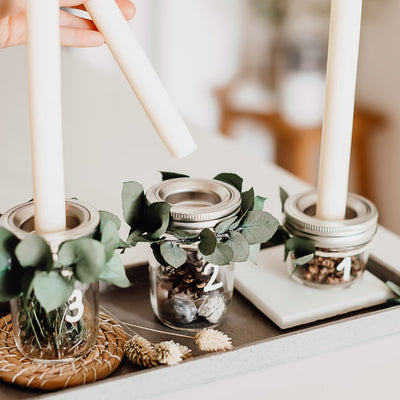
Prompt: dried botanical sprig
<box><xmin>154</xmin><ymin>341</ymin><xmax>183</xmax><ymax>366</ymax></box>
<box><xmin>194</xmin><ymin>328</ymin><xmax>233</xmax><ymax>352</ymax></box>
<box><xmin>177</xmin><ymin>343</ymin><xmax>192</xmax><ymax>360</ymax></box>
<box><xmin>124</xmin><ymin>335</ymin><xmax>157</xmax><ymax>368</ymax></box>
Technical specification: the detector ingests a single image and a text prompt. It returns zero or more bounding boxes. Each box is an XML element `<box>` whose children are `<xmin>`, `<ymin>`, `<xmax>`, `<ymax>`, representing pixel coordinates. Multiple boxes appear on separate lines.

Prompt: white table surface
<box><xmin>1</xmin><ymin>46</ymin><xmax>400</xmax><ymax>399</ymax></box>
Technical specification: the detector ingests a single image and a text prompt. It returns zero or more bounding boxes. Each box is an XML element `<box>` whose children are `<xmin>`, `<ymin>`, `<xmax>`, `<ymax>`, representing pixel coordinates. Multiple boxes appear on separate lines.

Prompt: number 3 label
<box><xmin>204</xmin><ymin>264</ymin><xmax>223</xmax><ymax>292</ymax></box>
<box><xmin>66</xmin><ymin>290</ymin><xmax>84</xmax><ymax>323</ymax></box>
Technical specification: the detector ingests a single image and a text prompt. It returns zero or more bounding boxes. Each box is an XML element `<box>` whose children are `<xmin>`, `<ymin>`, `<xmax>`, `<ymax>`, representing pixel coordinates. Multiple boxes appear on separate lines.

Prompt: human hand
<box><xmin>0</xmin><ymin>0</ymin><xmax>135</xmax><ymax>49</ymax></box>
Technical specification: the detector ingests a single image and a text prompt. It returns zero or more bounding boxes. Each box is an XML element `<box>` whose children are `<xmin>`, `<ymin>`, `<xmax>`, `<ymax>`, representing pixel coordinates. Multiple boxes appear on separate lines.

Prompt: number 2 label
<box><xmin>204</xmin><ymin>264</ymin><xmax>223</xmax><ymax>292</ymax></box>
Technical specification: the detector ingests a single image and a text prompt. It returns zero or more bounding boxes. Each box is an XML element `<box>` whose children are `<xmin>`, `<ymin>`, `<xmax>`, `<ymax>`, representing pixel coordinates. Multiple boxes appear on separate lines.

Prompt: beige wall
<box><xmin>357</xmin><ymin>1</ymin><xmax>400</xmax><ymax>234</ymax></box>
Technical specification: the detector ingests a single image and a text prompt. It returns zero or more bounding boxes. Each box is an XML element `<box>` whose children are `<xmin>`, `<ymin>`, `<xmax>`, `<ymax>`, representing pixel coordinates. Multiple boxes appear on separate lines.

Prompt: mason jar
<box><xmin>283</xmin><ymin>191</ymin><xmax>378</xmax><ymax>289</ymax></box>
<box><xmin>1</xmin><ymin>200</ymin><xmax>100</xmax><ymax>363</ymax></box>
<box><xmin>146</xmin><ymin>178</ymin><xmax>241</xmax><ymax>331</ymax></box>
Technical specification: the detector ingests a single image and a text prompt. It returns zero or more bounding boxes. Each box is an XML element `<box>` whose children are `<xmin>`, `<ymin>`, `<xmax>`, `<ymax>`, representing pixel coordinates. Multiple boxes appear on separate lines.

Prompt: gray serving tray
<box><xmin>1</xmin><ymin>253</ymin><xmax>400</xmax><ymax>400</ymax></box>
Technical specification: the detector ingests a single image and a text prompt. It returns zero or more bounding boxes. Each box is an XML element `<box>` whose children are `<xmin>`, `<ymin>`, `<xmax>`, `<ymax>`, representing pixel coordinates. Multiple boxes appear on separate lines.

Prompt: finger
<box><xmin>60</xmin><ymin>10</ymin><xmax>97</xmax><ymax>30</ymax></box>
<box><xmin>60</xmin><ymin>26</ymin><xmax>104</xmax><ymax>47</ymax></box>
<box><xmin>65</xmin><ymin>0</ymin><xmax>136</xmax><ymax>20</ymax></box>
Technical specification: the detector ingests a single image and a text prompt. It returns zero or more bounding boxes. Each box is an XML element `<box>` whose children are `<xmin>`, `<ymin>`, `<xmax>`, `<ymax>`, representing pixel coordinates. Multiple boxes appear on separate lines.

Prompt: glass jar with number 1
<box><xmin>147</xmin><ymin>178</ymin><xmax>241</xmax><ymax>331</ymax></box>
<box><xmin>1</xmin><ymin>200</ymin><xmax>100</xmax><ymax>363</ymax></box>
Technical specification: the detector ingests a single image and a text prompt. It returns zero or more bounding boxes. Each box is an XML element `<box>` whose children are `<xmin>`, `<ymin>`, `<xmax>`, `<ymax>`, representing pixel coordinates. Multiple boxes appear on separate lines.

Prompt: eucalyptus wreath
<box><xmin>122</xmin><ymin>172</ymin><xmax>280</xmax><ymax>268</ymax></box>
<box><xmin>0</xmin><ymin>209</ymin><xmax>130</xmax><ymax>311</ymax></box>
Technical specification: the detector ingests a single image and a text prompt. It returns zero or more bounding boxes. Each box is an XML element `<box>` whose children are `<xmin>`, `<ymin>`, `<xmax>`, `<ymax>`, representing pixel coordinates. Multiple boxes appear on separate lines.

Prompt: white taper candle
<box><xmin>84</xmin><ymin>0</ymin><xmax>197</xmax><ymax>159</ymax></box>
<box><xmin>26</xmin><ymin>0</ymin><xmax>66</xmax><ymax>233</ymax></box>
<box><xmin>316</xmin><ymin>0</ymin><xmax>363</xmax><ymax>220</ymax></box>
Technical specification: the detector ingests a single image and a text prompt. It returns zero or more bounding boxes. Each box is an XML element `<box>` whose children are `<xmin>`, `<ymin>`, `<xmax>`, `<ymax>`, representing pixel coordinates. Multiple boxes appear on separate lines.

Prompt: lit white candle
<box><xmin>84</xmin><ymin>0</ymin><xmax>197</xmax><ymax>159</ymax></box>
<box><xmin>26</xmin><ymin>0</ymin><xmax>66</xmax><ymax>233</ymax></box>
<box><xmin>316</xmin><ymin>0</ymin><xmax>363</xmax><ymax>220</ymax></box>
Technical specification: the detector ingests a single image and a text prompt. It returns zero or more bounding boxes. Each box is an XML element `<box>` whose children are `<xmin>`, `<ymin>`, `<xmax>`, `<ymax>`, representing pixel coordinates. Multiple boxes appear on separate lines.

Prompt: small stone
<box><xmin>160</xmin><ymin>297</ymin><xmax>197</xmax><ymax>325</ymax></box>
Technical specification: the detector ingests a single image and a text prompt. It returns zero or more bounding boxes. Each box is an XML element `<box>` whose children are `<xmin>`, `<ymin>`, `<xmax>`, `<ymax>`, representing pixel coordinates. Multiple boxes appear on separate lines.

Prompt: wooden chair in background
<box><xmin>215</xmin><ymin>85</ymin><xmax>386</xmax><ymax>200</ymax></box>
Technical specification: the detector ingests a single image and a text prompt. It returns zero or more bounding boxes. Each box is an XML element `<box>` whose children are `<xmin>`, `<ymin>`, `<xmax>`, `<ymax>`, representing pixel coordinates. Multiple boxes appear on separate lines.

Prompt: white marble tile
<box><xmin>234</xmin><ymin>245</ymin><xmax>393</xmax><ymax>329</ymax></box>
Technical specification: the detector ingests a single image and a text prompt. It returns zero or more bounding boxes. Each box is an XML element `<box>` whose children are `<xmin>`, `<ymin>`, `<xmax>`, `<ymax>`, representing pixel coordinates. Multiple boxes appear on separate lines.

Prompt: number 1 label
<box><xmin>337</xmin><ymin>257</ymin><xmax>352</xmax><ymax>281</ymax></box>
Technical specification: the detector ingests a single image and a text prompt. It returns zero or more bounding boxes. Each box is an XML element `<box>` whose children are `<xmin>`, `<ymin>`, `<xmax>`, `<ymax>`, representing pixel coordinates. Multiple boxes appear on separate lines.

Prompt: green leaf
<box><xmin>144</xmin><ymin>202</ymin><xmax>171</xmax><ymax>239</ymax></box>
<box><xmin>0</xmin><ymin>227</ymin><xmax>19</xmax><ymax>259</ymax></box>
<box><xmin>59</xmin><ymin>238</ymin><xmax>106</xmax><ymax>283</ymax></box>
<box><xmin>204</xmin><ymin>243</ymin><xmax>233</xmax><ymax>266</ymax></box>
<box><xmin>226</xmin><ymin>231</ymin><xmax>249</xmax><ymax>262</ymax></box>
<box><xmin>230</xmin><ymin>211</ymin><xmax>248</xmax><ymax>230</ymax></box>
<box><xmin>214</xmin><ymin>173</ymin><xmax>243</xmax><ymax>192</ymax></box>
<box><xmin>387</xmin><ymin>281</ymin><xmax>400</xmax><ymax>297</ymax></box>
<box><xmin>15</xmin><ymin>234</ymin><xmax>53</xmax><ymax>271</ymax></box>
<box><xmin>122</xmin><ymin>181</ymin><xmax>146</xmax><ymax>229</ymax></box>
<box><xmin>241</xmin><ymin>188</ymin><xmax>255</xmax><ymax>212</ymax></box>
<box><xmin>198</xmin><ymin>229</ymin><xmax>217</xmax><ymax>256</ymax></box>
<box><xmin>280</xmin><ymin>187</ymin><xmax>289</xmax><ymax>212</ymax></box>
<box><xmin>239</xmin><ymin>211</ymin><xmax>279</xmax><ymax>245</ymax></box>
<box><xmin>254</xmin><ymin>195</ymin><xmax>267</xmax><ymax>211</ymax></box>
<box><xmin>99</xmin><ymin>254</ymin><xmax>131</xmax><ymax>288</ymax></box>
<box><xmin>214</xmin><ymin>216</ymin><xmax>238</xmax><ymax>234</ymax></box>
<box><xmin>160</xmin><ymin>171</ymin><xmax>190</xmax><ymax>181</ymax></box>
<box><xmin>0</xmin><ymin>254</ymin><xmax>22</xmax><ymax>301</ymax></box>
<box><xmin>101</xmin><ymin>221</ymin><xmax>120</xmax><ymax>261</ymax></box>
<box><xmin>100</xmin><ymin>210</ymin><xmax>121</xmax><ymax>231</ymax></box>
<box><xmin>160</xmin><ymin>241</ymin><xmax>187</xmax><ymax>268</ymax></box>
<box><xmin>151</xmin><ymin>243</ymin><xmax>169</xmax><ymax>267</ymax></box>
<box><xmin>248</xmin><ymin>243</ymin><xmax>261</xmax><ymax>265</ymax></box>
<box><xmin>32</xmin><ymin>271</ymin><xmax>74</xmax><ymax>312</ymax></box>
<box><xmin>170</xmin><ymin>230</ymin><xmax>199</xmax><ymax>240</ymax></box>
<box><xmin>292</xmin><ymin>253</ymin><xmax>314</xmax><ymax>266</ymax></box>
<box><xmin>126</xmin><ymin>230</ymin><xmax>152</xmax><ymax>247</ymax></box>
<box><xmin>284</xmin><ymin>237</ymin><xmax>316</xmax><ymax>261</ymax></box>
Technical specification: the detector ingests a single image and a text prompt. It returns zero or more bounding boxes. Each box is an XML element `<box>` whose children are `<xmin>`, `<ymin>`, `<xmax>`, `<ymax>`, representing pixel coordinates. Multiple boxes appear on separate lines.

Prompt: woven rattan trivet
<box><xmin>0</xmin><ymin>313</ymin><xmax>127</xmax><ymax>391</ymax></box>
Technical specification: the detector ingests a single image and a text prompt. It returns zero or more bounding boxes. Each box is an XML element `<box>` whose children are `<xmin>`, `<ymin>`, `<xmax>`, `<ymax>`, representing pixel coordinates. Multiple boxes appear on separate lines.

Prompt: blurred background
<box><xmin>1</xmin><ymin>0</ymin><xmax>400</xmax><ymax>234</ymax></box>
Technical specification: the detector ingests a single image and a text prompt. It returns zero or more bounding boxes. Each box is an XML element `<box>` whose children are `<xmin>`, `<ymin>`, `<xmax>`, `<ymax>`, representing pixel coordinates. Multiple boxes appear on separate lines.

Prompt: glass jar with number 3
<box><xmin>147</xmin><ymin>178</ymin><xmax>241</xmax><ymax>331</ymax></box>
<box><xmin>3</xmin><ymin>200</ymin><xmax>100</xmax><ymax>363</ymax></box>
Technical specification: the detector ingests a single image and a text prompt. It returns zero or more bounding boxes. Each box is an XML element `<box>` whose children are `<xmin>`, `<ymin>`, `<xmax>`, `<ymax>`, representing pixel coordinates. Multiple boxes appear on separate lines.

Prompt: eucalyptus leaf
<box><xmin>198</xmin><ymin>229</ymin><xmax>217</xmax><ymax>256</ymax></box>
<box><xmin>170</xmin><ymin>230</ymin><xmax>199</xmax><ymax>240</ymax></box>
<box><xmin>230</xmin><ymin>211</ymin><xmax>248</xmax><ymax>230</ymax></box>
<box><xmin>241</xmin><ymin>188</ymin><xmax>255</xmax><ymax>212</ymax></box>
<box><xmin>32</xmin><ymin>271</ymin><xmax>74</xmax><ymax>312</ymax></box>
<box><xmin>59</xmin><ymin>238</ymin><xmax>105</xmax><ymax>283</ymax></box>
<box><xmin>160</xmin><ymin>241</ymin><xmax>187</xmax><ymax>268</ymax></box>
<box><xmin>151</xmin><ymin>243</ymin><xmax>169</xmax><ymax>267</ymax></box>
<box><xmin>99</xmin><ymin>254</ymin><xmax>131</xmax><ymax>288</ymax></box>
<box><xmin>248</xmin><ymin>243</ymin><xmax>261</xmax><ymax>265</ymax></box>
<box><xmin>0</xmin><ymin>227</ymin><xmax>19</xmax><ymax>259</ymax></box>
<box><xmin>239</xmin><ymin>211</ymin><xmax>279</xmax><ymax>245</ymax></box>
<box><xmin>292</xmin><ymin>253</ymin><xmax>314</xmax><ymax>266</ymax></box>
<box><xmin>204</xmin><ymin>243</ymin><xmax>233</xmax><ymax>266</ymax></box>
<box><xmin>254</xmin><ymin>195</ymin><xmax>267</xmax><ymax>211</ymax></box>
<box><xmin>160</xmin><ymin>171</ymin><xmax>190</xmax><ymax>181</ymax></box>
<box><xmin>214</xmin><ymin>216</ymin><xmax>238</xmax><ymax>234</ymax></box>
<box><xmin>126</xmin><ymin>230</ymin><xmax>152</xmax><ymax>247</ymax></box>
<box><xmin>284</xmin><ymin>237</ymin><xmax>315</xmax><ymax>261</ymax></box>
<box><xmin>0</xmin><ymin>254</ymin><xmax>22</xmax><ymax>302</ymax></box>
<box><xmin>226</xmin><ymin>231</ymin><xmax>249</xmax><ymax>262</ymax></box>
<box><xmin>387</xmin><ymin>281</ymin><xmax>400</xmax><ymax>297</ymax></box>
<box><xmin>100</xmin><ymin>210</ymin><xmax>121</xmax><ymax>231</ymax></box>
<box><xmin>144</xmin><ymin>202</ymin><xmax>171</xmax><ymax>239</ymax></box>
<box><xmin>122</xmin><ymin>181</ymin><xmax>146</xmax><ymax>229</ymax></box>
<box><xmin>214</xmin><ymin>173</ymin><xmax>243</xmax><ymax>192</ymax></box>
<box><xmin>280</xmin><ymin>187</ymin><xmax>289</xmax><ymax>212</ymax></box>
<box><xmin>101</xmin><ymin>221</ymin><xmax>120</xmax><ymax>261</ymax></box>
<box><xmin>15</xmin><ymin>234</ymin><xmax>53</xmax><ymax>271</ymax></box>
